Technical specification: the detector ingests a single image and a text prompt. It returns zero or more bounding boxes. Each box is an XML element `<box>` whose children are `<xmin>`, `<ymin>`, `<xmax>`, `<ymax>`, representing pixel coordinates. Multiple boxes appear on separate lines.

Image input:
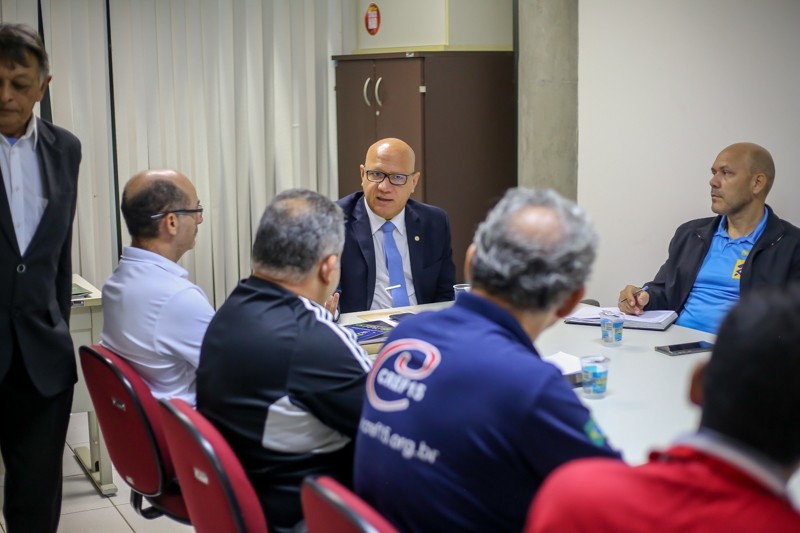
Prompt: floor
<box><xmin>0</xmin><ymin>412</ymin><xmax>195</xmax><ymax>533</ymax></box>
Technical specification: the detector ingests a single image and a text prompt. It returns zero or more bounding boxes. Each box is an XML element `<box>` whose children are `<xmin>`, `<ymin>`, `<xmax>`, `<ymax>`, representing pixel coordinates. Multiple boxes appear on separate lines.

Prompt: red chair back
<box><xmin>301</xmin><ymin>476</ymin><xmax>399</xmax><ymax>533</ymax></box>
<box><xmin>79</xmin><ymin>344</ymin><xmax>188</xmax><ymax>522</ymax></box>
<box><xmin>159</xmin><ymin>398</ymin><xmax>268</xmax><ymax>533</ymax></box>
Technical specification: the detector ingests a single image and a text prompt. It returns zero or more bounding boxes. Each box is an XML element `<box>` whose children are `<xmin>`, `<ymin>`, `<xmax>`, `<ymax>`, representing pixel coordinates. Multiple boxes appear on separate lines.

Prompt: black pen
<box><xmin>618</xmin><ymin>285</ymin><xmax>648</xmax><ymax>305</ymax></box>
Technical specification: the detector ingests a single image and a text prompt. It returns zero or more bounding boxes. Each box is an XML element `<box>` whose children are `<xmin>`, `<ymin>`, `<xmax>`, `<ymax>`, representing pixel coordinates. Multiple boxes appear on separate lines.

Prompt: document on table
<box><xmin>543</xmin><ymin>351</ymin><xmax>582</xmax><ymax>387</ymax></box>
<box><xmin>564</xmin><ymin>307</ymin><xmax>678</xmax><ymax>331</ymax></box>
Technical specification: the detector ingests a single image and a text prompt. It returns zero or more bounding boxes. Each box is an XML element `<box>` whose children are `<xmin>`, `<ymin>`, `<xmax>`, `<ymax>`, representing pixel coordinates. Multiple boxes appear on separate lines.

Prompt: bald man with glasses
<box><xmin>336</xmin><ymin>138</ymin><xmax>456</xmax><ymax>313</ymax></box>
<box><xmin>101</xmin><ymin>169</ymin><xmax>213</xmax><ymax>406</ymax></box>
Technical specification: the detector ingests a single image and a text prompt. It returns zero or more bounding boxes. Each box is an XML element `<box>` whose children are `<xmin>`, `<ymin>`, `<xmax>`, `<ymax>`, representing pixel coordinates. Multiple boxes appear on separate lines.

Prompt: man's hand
<box><xmin>618</xmin><ymin>285</ymin><xmax>649</xmax><ymax>315</ymax></box>
<box><xmin>324</xmin><ymin>291</ymin><xmax>340</xmax><ymax>317</ymax></box>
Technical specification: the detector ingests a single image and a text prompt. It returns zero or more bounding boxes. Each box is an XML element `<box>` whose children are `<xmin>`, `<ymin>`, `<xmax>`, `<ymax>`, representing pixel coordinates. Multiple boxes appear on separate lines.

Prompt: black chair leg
<box><xmin>130</xmin><ymin>491</ymin><xmax>165</xmax><ymax>520</ymax></box>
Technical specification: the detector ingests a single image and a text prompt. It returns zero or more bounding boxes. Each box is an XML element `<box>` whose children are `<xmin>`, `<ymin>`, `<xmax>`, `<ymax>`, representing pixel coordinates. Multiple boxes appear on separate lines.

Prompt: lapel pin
<box><xmin>414</xmin><ymin>236</ymin><xmax>420</xmax><ymax>242</ymax></box>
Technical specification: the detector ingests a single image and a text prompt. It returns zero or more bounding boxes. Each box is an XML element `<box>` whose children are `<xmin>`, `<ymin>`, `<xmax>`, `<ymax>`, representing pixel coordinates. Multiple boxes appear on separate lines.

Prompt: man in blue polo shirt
<box><xmin>354</xmin><ymin>188</ymin><xmax>621</xmax><ymax>532</ymax></box>
<box><xmin>619</xmin><ymin>142</ymin><xmax>800</xmax><ymax>333</ymax></box>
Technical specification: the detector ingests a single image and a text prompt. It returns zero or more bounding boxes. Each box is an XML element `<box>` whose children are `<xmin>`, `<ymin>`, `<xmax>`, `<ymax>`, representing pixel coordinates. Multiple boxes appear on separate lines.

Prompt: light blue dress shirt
<box><xmin>101</xmin><ymin>246</ymin><xmax>215</xmax><ymax>405</ymax></box>
<box><xmin>364</xmin><ymin>197</ymin><xmax>418</xmax><ymax>310</ymax></box>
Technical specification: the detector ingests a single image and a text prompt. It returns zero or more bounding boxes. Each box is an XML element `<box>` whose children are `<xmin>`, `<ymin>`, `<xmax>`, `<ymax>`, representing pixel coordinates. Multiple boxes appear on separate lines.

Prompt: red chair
<box><xmin>159</xmin><ymin>398</ymin><xmax>268</xmax><ymax>533</ymax></box>
<box><xmin>301</xmin><ymin>476</ymin><xmax>398</xmax><ymax>533</ymax></box>
<box><xmin>78</xmin><ymin>344</ymin><xmax>189</xmax><ymax>523</ymax></box>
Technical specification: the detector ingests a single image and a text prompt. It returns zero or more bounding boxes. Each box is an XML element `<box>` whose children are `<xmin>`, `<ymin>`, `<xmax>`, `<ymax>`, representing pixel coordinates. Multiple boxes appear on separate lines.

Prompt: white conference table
<box><xmin>70</xmin><ymin>275</ymin><xmax>117</xmax><ymax>495</ymax></box>
<box><xmin>342</xmin><ymin>301</ymin><xmax>800</xmax><ymax>505</ymax></box>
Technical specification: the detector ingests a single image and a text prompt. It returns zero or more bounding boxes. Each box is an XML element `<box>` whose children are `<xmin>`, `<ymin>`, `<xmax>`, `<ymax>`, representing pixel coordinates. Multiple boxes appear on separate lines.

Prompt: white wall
<box><xmin>354</xmin><ymin>0</ymin><xmax>512</xmax><ymax>51</ymax></box>
<box><xmin>578</xmin><ymin>0</ymin><xmax>800</xmax><ymax>304</ymax></box>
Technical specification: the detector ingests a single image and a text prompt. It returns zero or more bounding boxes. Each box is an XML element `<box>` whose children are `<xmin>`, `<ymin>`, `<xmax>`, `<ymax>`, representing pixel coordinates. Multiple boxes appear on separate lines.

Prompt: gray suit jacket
<box><xmin>0</xmin><ymin>118</ymin><xmax>81</xmax><ymax>396</ymax></box>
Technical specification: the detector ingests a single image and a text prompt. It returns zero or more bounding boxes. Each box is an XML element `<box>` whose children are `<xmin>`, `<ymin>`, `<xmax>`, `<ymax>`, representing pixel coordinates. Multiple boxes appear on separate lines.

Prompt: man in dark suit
<box><xmin>337</xmin><ymin>137</ymin><xmax>456</xmax><ymax>313</ymax></box>
<box><xmin>0</xmin><ymin>23</ymin><xmax>82</xmax><ymax>532</ymax></box>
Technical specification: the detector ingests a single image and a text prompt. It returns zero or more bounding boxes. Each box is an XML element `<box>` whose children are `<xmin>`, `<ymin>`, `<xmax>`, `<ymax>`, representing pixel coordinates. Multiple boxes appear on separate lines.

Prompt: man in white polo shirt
<box><xmin>102</xmin><ymin>169</ymin><xmax>213</xmax><ymax>405</ymax></box>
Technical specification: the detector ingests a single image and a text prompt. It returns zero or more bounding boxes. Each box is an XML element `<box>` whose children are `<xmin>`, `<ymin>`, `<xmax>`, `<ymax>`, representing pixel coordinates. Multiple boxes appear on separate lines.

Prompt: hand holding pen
<box><xmin>618</xmin><ymin>284</ymin><xmax>649</xmax><ymax>315</ymax></box>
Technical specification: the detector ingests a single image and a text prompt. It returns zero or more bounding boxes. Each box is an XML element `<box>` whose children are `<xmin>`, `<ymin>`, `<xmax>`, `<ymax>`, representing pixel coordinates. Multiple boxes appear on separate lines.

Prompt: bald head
<box><xmin>365</xmin><ymin>138</ymin><xmax>416</xmax><ymax>170</ymax></box>
<box><xmin>360</xmin><ymin>137</ymin><xmax>420</xmax><ymax>220</ymax></box>
<box><xmin>121</xmin><ymin>169</ymin><xmax>198</xmax><ymax>241</ymax></box>
<box><xmin>719</xmin><ymin>142</ymin><xmax>775</xmax><ymax>197</ymax></box>
<box><xmin>125</xmin><ymin>169</ymin><xmax>191</xmax><ymax>198</ymax></box>
<box><xmin>506</xmin><ymin>206</ymin><xmax>565</xmax><ymax>248</ymax></box>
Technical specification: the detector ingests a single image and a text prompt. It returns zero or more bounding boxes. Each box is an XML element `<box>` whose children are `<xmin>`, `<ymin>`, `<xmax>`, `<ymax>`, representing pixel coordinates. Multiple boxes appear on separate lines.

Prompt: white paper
<box><xmin>543</xmin><ymin>351</ymin><xmax>582</xmax><ymax>375</ymax></box>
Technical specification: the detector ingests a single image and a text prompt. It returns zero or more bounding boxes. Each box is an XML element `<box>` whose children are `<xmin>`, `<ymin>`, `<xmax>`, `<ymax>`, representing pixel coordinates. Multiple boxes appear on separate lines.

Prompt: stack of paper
<box><xmin>71</xmin><ymin>282</ymin><xmax>92</xmax><ymax>300</ymax></box>
<box><xmin>565</xmin><ymin>306</ymin><xmax>678</xmax><ymax>331</ymax></box>
<box><xmin>543</xmin><ymin>351</ymin><xmax>582</xmax><ymax>387</ymax></box>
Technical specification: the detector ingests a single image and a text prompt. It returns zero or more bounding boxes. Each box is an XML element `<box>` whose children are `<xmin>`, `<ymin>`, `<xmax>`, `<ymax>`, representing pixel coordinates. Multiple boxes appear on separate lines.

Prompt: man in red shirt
<box><xmin>528</xmin><ymin>285</ymin><xmax>800</xmax><ymax>533</ymax></box>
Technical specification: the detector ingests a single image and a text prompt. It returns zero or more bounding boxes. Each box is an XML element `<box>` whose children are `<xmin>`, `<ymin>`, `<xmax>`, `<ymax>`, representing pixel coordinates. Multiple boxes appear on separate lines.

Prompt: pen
<box><xmin>618</xmin><ymin>285</ymin><xmax>648</xmax><ymax>304</ymax></box>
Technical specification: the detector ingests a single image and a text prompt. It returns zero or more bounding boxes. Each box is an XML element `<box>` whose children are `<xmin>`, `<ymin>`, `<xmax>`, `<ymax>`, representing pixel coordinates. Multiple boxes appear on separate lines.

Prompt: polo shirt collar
<box><xmin>121</xmin><ymin>245</ymin><xmax>189</xmax><ymax>279</ymax></box>
<box><xmin>675</xmin><ymin>428</ymin><xmax>787</xmax><ymax>496</ymax></box>
<box><xmin>717</xmin><ymin>207</ymin><xmax>769</xmax><ymax>245</ymax></box>
<box><xmin>454</xmin><ymin>291</ymin><xmax>536</xmax><ymax>353</ymax></box>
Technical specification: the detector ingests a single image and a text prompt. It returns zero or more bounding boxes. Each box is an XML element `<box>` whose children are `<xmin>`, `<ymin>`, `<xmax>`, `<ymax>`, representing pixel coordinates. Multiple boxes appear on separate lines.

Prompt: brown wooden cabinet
<box><xmin>333</xmin><ymin>52</ymin><xmax>516</xmax><ymax>282</ymax></box>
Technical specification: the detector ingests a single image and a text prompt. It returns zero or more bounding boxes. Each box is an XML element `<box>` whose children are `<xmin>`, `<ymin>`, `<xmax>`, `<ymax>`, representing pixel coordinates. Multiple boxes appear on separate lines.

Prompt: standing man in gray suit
<box><xmin>0</xmin><ymin>23</ymin><xmax>82</xmax><ymax>532</ymax></box>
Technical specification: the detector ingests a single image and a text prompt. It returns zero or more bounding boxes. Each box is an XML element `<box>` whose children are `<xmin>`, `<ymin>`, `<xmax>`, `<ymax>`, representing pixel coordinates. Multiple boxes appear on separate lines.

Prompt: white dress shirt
<box><xmin>101</xmin><ymin>246</ymin><xmax>215</xmax><ymax>406</ymax></box>
<box><xmin>363</xmin><ymin>197</ymin><xmax>418</xmax><ymax>310</ymax></box>
<box><xmin>0</xmin><ymin>118</ymin><xmax>47</xmax><ymax>256</ymax></box>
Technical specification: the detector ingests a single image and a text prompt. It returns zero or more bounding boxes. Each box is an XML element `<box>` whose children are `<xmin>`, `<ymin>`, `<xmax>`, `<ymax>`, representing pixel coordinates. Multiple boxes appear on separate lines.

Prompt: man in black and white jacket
<box><xmin>197</xmin><ymin>189</ymin><xmax>371</xmax><ymax>533</ymax></box>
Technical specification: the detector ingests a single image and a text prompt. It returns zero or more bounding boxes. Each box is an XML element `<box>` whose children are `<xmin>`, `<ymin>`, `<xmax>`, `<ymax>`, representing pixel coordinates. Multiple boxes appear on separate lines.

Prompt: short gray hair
<box><xmin>470</xmin><ymin>187</ymin><xmax>597</xmax><ymax>311</ymax></box>
<box><xmin>252</xmin><ymin>189</ymin><xmax>344</xmax><ymax>281</ymax></box>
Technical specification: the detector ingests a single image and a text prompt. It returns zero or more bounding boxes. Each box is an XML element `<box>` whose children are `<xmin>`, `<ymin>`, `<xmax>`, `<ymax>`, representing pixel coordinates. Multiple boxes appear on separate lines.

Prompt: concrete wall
<box><xmin>517</xmin><ymin>0</ymin><xmax>578</xmax><ymax>200</ymax></box>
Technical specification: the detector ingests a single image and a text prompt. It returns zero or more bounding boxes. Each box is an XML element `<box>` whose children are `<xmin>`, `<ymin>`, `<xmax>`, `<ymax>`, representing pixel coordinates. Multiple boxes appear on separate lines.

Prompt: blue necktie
<box><xmin>382</xmin><ymin>221</ymin><xmax>410</xmax><ymax>307</ymax></box>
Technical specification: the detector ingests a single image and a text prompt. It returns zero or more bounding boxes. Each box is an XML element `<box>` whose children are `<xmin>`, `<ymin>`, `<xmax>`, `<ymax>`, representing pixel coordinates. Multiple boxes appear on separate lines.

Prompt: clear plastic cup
<box><xmin>600</xmin><ymin>310</ymin><xmax>624</xmax><ymax>345</ymax></box>
<box><xmin>581</xmin><ymin>355</ymin><xmax>610</xmax><ymax>399</ymax></box>
<box><xmin>453</xmin><ymin>284</ymin><xmax>471</xmax><ymax>296</ymax></box>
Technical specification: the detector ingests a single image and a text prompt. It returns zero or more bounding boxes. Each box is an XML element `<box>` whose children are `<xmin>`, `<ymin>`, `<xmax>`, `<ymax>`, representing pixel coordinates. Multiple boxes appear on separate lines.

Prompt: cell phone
<box><xmin>655</xmin><ymin>341</ymin><xmax>714</xmax><ymax>356</ymax></box>
<box><xmin>388</xmin><ymin>312</ymin><xmax>416</xmax><ymax>323</ymax></box>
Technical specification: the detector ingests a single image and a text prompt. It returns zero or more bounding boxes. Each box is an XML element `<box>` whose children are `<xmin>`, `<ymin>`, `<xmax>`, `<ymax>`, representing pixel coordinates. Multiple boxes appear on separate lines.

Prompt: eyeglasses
<box><xmin>150</xmin><ymin>204</ymin><xmax>204</xmax><ymax>220</ymax></box>
<box><xmin>364</xmin><ymin>169</ymin><xmax>417</xmax><ymax>186</ymax></box>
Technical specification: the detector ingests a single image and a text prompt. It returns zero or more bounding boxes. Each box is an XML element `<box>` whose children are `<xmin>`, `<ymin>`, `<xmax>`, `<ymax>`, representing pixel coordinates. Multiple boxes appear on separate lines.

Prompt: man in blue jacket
<box><xmin>619</xmin><ymin>142</ymin><xmax>800</xmax><ymax>333</ymax></box>
<box><xmin>337</xmin><ymin>138</ymin><xmax>455</xmax><ymax>313</ymax></box>
<box><xmin>354</xmin><ymin>188</ymin><xmax>621</xmax><ymax>532</ymax></box>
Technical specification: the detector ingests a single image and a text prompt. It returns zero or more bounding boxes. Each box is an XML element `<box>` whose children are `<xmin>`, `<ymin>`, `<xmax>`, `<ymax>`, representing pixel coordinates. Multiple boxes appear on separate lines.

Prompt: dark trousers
<box><xmin>0</xmin><ymin>345</ymin><xmax>73</xmax><ymax>533</ymax></box>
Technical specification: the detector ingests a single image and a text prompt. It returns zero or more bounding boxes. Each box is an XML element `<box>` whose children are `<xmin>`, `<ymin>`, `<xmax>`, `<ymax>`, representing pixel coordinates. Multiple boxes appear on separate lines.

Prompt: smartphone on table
<box><xmin>655</xmin><ymin>341</ymin><xmax>714</xmax><ymax>356</ymax></box>
<box><xmin>388</xmin><ymin>312</ymin><xmax>416</xmax><ymax>323</ymax></box>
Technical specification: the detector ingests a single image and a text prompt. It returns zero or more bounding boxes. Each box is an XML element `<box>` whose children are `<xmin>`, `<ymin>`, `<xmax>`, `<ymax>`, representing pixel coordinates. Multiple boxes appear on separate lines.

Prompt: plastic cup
<box><xmin>453</xmin><ymin>284</ymin><xmax>471</xmax><ymax>296</ymax></box>
<box><xmin>581</xmin><ymin>356</ymin><xmax>610</xmax><ymax>399</ymax></box>
<box><xmin>600</xmin><ymin>310</ymin><xmax>624</xmax><ymax>345</ymax></box>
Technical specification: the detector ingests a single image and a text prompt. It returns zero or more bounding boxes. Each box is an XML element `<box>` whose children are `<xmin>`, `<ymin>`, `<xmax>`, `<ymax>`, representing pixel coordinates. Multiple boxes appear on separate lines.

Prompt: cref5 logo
<box><xmin>366</xmin><ymin>339</ymin><xmax>441</xmax><ymax>412</ymax></box>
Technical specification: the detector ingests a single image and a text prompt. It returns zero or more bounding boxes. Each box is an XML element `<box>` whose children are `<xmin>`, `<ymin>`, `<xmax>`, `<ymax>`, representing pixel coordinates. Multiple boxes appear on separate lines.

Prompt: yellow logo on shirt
<box><xmin>732</xmin><ymin>259</ymin><xmax>745</xmax><ymax>279</ymax></box>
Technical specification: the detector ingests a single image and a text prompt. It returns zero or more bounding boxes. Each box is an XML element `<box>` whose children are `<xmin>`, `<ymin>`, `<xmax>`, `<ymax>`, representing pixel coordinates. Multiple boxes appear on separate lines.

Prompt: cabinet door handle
<box><xmin>362</xmin><ymin>77</ymin><xmax>372</xmax><ymax>107</ymax></box>
<box><xmin>374</xmin><ymin>76</ymin><xmax>383</xmax><ymax>107</ymax></box>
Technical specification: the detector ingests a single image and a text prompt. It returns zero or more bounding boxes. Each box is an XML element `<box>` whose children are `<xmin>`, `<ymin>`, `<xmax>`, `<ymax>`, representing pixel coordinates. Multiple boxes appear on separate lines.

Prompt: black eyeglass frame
<box><xmin>364</xmin><ymin>169</ymin><xmax>418</xmax><ymax>186</ymax></box>
<box><xmin>150</xmin><ymin>205</ymin><xmax>204</xmax><ymax>220</ymax></box>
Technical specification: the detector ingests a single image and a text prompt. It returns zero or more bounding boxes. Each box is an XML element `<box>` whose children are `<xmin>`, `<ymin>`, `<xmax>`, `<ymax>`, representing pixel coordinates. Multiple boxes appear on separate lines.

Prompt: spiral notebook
<box><xmin>565</xmin><ymin>307</ymin><xmax>678</xmax><ymax>331</ymax></box>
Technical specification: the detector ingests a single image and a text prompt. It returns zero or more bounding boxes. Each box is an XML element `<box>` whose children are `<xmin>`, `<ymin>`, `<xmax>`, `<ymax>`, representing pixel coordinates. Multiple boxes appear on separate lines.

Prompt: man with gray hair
<box><xmin>197</xmin><ymin>189</ymin><xmax>371</xmax><ymax>533</ymax></box>
<box><xmin>353</xmin><ymin>187</ymin><xmax>621</xmax><ymax>532</ymax></box>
